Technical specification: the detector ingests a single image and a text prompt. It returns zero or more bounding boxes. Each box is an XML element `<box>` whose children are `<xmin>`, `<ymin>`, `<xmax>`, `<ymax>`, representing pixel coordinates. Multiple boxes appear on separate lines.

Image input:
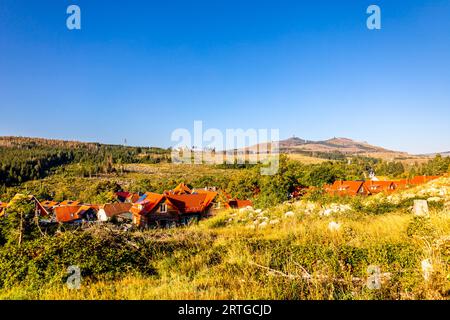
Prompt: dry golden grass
<box><xmin>1</xmin><ymin>178</ymin><xmax>449</xmax><ymax>300</ymax></box>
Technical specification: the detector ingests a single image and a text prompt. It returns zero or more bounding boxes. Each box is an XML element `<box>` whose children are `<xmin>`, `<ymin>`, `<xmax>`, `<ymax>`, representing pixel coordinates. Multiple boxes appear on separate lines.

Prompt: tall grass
<box><xmin>0</xmin><ymin>201</ymin><xmax>448</xmax><ymax>300</ymax></box>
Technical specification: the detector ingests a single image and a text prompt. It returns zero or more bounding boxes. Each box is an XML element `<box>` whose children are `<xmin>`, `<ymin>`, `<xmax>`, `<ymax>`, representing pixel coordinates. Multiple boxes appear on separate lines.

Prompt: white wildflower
<box><xmin>284</xmin><ymin>211</ymin><xmax>295</xmax><ymax>218</ymax></box>
<box><xmin>328</xmin><ymin>221</ymin><xmax>341</xmax><ymax>232</ymax></box>
<box><xmin>259</xmin><ymin>221</ymin><xmax>268</xmax><ymax>229</ymax></box>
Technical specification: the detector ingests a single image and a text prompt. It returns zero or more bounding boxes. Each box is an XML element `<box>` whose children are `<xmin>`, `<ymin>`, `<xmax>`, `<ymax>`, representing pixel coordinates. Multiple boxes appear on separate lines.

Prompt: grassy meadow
<box><xmin>0</xmin><ymin>177</ymin><xmax>449</xmax><ymax>300</ymax></box>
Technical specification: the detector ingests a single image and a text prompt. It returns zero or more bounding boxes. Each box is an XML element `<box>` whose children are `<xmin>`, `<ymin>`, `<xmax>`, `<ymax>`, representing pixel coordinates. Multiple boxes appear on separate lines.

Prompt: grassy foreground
<box><xmin>0</xmin><ymin>179</ymin><xmax>449</xmax><ymax>300</ymax></box>
<box><xmin>0</xmin><ymin>200</ymin><xmax>450</xmax><ymax>299</ymax></box>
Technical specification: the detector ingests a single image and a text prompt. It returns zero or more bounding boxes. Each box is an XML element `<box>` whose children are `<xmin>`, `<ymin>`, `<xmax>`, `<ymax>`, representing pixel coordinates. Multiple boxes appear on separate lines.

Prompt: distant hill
<box><xmin>420</xmin><ymin>151</ymin><xmax>450</xmax><ymax>157</ymax></box>
<box><xmin>238</xmin><ymin>136</ymin><xmax>432</xmax><ymax>162</ymax></box>
<box><xmin>279</xmin><ymin>137</ymin><xmax>399</xmax><ymax>154</ymax></box>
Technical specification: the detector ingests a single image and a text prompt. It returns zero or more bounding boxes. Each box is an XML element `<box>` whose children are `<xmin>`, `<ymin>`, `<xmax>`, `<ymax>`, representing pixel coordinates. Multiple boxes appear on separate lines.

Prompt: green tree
<box><xmin>0</xmin><ymin>195</ymin><xmax>39</xmax><ymax>246</ymax></box>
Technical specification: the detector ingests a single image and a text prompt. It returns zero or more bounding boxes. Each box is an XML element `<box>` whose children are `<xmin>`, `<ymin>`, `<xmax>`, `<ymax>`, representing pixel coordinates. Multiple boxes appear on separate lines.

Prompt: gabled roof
<box><xmin>166</xmin><ymin>183</ymin><xmax>192</xmax><ymax>195</ymax></box>
<box><xmin>41</xmin><ymin>200</ymin><xmax>60</xmax><ymax>208</ymax></box>
<box><xmin>194</xmin><ymin>190</ymin><xmax>218</xmax><ymax>206</ymax></box>
<box><xmin>131</xmin><ymin>193</ymin><xmax>165</xmax><ymax>216</ymax></box>
<box><xmin>364</xmin><ymin>181</ymin><xmax>396</xmax><ymax>194</ymax></box>
<box><xmin>409</xmin><ymin>176</ymin><xmax>440</xmax><ymax>185</ymax></box>
<box><xmin>54</xmin><ymin>206</ymin><xmax>83</xmax><ymax>223</ymax></box>
<box><xmin>100</xmin><ymin>203</ymin><xmax>132</xmax><ymax>218</ymax></box>
<box><xmin>330</xmin><ymin>181</ymin><xmax>369</xmax><ymax>196</ymax></box>
<box><xmin>165</xmin><ymin>191</ymin><xmax>217</xmax><ymax>214</ymax></box>
<box><xmin>54</xmin><ymin>205</ymin><xmax>98</xmax><ymax>223</ymax></box>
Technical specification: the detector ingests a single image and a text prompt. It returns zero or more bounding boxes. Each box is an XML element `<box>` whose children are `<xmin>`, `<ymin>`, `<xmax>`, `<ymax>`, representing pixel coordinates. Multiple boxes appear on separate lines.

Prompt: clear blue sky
<box><xmin>0</xmin><ymin>0</ymin><xmax>449</xmax><ymax>154</ymax></box>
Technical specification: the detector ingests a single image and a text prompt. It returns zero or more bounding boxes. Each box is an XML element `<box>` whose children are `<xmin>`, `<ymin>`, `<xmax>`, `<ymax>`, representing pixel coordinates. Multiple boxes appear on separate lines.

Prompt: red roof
<box><xmin>363</xmin><ymin>181</ymin><xmax>396</xmax><ymax>194</ymax></box>
<box><xmin>41</xmin><ymin>200</ymin><xmax>60</xmax><ymax>208</ymax></box>
<box><xmin>54</xmin><ymin>206</ymin><xmax>83</xmax><ymax>223</ymax></box>
<box><xmin>100</xmin><ymin>203</ymin><xmax>132</xmax><ymax>218</ymax></box>
<box><xmin>227</xmin><ymin>199</ymin><xmax>253</xmax><ymax>209</ymax></box>
<box><xmin>131</xmin><ymin>193</ymin><xmax>165</xmax><ymax>216</ymax></box>
<box><xmin>165</xmin><ymin>191</ymin><xmax>217</xmax><ymax>214</ymax></box>
<box><xmin>54</xmin><ymin>205</ymin><xmax>98</xmax><ymax>223</ymax></box>
<box><xmin>409</xmin><ymin>176</ymin><xmax>440</xmax><ymax>185</ymax></box>
<box><xmin>165</xmin><ymin>183</ymin><xmax>192</xmax><ymax>195</ymax></box>
<box><xmin>329</xmin><ymin>181</ymin><xmax>369</xmax><ymax>196</ymax></box>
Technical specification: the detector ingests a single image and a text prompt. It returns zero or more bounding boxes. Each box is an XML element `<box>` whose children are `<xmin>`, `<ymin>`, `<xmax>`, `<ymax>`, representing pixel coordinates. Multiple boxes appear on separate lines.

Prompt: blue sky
<box><xmin>0</xmin><ymin>0</ymin><xmax>449</xmax><ymax>154</ymax></box>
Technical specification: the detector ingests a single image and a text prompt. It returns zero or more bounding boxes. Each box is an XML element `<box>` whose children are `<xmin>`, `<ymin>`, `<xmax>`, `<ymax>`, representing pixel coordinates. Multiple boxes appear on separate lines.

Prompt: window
<box><xmin>160</xmin><ymin>203</ymin><xmax>167</xmax><ymax>213</ymax></box>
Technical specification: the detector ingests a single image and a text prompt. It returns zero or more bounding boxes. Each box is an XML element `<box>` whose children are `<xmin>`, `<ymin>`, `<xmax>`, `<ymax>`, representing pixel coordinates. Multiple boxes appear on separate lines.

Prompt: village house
<box><xmin>323</xmin><ymin>175</ymin><xmax>442</xmax><ymax>197</ymax></box>
<box><xmin>130</xmin><ymin>184</ymin><xmax>218</xmax><ymax>227</ymax></box>
<box><xmin>98</xmin><ymin>203</ymin><xmax>132</xmax><ymax>222</ymax></box>
<box><xmin>54</xmin><ymin>205</ymin><xmax>98</xmax><ymax>224</ymax></box>
<box><xmin>409</xmin><ymin>175</ymin><xmax>440</xmax><ymax>185</ymax></box>
<box><xmin>35</xmin><ymin>200</ymin><xmax>59</xmax><ymax>217</ymax></box>
<box><xmin>363</xmin><ymin>180</ymin><xmax>396</xmax><ymax>194</ymax></box>
<box><xmin>328</xmin><ymin>180</ymin><xmax>371</xmax><ymax>196</ymax></box>
<box><xmin>130</xmin><ymin>192</ymin><xmax>167</xmax><ymax>227</ymax></box>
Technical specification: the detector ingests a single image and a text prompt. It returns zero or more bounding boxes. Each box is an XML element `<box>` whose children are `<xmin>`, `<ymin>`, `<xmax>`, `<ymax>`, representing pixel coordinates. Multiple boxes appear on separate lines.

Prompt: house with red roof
<box><xmin>98</xmin><ymin>203</ymin><xmax>132</xmax><ymax>222</ymax></box>
<box><xmin>54</xmin><ymin>205</ymin><xmax>98</xmax><ymax>223</ymax></box>
<box><xmin>130</xmin><ymin>192</ymin><xmax>166</xmax><ymax>226</ymax></box>
<box><xmin>409</xmin><ymin>175</ymin><xmax>440</xmax><ymax>185</ymax></box>
<box><xmin>328</xmin><ymin>181</ymin><xmax>371</xmax><ymax>196</ymax></box>
<box><xmin>364</xmin><ymin>181</ymin><xmax>396</xmax><ymax>194</ymax></box>
<box><xmin>130</xmin><ymin>184</ymin><xmax>218</xmax><ymax>227</ymax></box>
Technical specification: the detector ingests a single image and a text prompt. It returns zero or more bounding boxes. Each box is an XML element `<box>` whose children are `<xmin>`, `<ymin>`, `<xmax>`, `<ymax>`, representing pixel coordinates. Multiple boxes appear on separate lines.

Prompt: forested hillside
<box><xmin>0</xmin><ymin>137</ymin><xmax>170</xmax><ymax>187</ymax></box>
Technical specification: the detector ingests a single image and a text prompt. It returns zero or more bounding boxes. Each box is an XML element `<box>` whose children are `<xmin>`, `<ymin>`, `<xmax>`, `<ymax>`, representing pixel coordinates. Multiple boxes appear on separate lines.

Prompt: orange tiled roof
<box><xmin>100</xmin><ymin>203</ymin><xmax>132</xmax><ymax>218</ymax></box>
<box><xmin>410</xmin><ymin>176</ymin><xmax>440</xmax><ymax>185</ymax></box>
<box><xmin>54</xmin><ymin>205</ymin><xmax>98</xmax><ymax>223</ymax></box>
<box><xmin>54</xmin><ymin>206</ymin><xmax>83</xmax><ymax>223</ymax></box>
<box><xmin>41</xmin><ymin>200</ymin><xmax>60</xmax><ymax>208</ymax></box>
<box><xmin>329</xmin><ymin>181</ymin><xmax>369</xmax><ymax>196</ymax></box>
<box><xmin>59</xmin><ymin>200</ymin><xmax>81</xmax><ymax>206</ymax></box>
<box><xmin>168</xmin><ymin>183</ymin><xmax>192</xmax><ymax>195</ymax></box>
<box><xmin>165</xmin><ymin>192</ymin><xmax>217</xmax><ymax>214</ymax></box>
<box><xmin>227</xmin><ymin>199</ymin><xmax>253</xmax><ymax>209</ymax></box>
<box><xmin>131</xmin><ymin>193</ymin><xmax>165</xmax><ymax>215</ymax></box>
<box><xmin>364</xmin><ymin>181</ymin><xmax>396</xmax><ymax>194</ymax></box>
